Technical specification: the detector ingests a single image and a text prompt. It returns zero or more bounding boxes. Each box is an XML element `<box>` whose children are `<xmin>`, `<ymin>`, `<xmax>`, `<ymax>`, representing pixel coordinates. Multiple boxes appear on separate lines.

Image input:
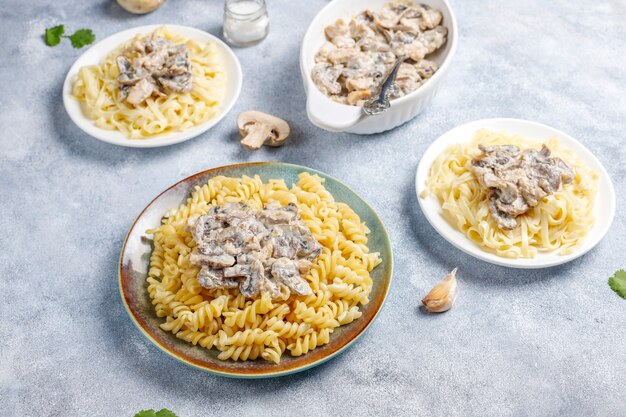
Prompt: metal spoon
<box><xmin>362</xmin><ymin>56</ymin><xmax>407</xmax><ymax>116</ymax></box>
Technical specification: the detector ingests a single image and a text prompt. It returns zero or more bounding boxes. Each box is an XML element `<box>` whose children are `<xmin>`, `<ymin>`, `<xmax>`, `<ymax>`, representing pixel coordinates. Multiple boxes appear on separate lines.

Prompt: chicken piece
<box><xmin>347</xmin><ymin>90</ymin><xmax>372</xmax><ymax>106</ymax></box>
<box><xmin>345</xmin><ymin>76</ymin><xmax>374</xmax><ymax>92</ymax></box>
<box><xmin>126</xmin><ymin>78</ymin><xmax>157</xmax><ymax>105</ymax></box>
<box><xmin>332</xmin><ymin>36</ymin><xmax>357</xmax><ymax>49</ymax></box>
<box><xmin>327</xmin><ymin>48</ymin><xmax>360</xmax><ymax>65</ymax></box>
<box><xmin>325</xmin><ymin>19</ymin><xmax>350</xmax><ymax>40</ymax></box>
<box><xmin>418</xmin><ymin>26</ymin><xmax>448</xmax><ymax>55</ymax></box>
<box><xmin>270</xmin><ymin>258</ymin><xmax>312</xmax><ymax>296</ymax></box>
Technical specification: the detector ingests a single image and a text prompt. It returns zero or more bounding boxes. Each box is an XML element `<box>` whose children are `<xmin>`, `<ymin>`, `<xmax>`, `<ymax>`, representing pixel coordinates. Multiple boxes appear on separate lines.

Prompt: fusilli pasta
<box><xmin>147</xmin><ymin>172</ymin><xmax>381</xmax><ymax>363</ymax></box>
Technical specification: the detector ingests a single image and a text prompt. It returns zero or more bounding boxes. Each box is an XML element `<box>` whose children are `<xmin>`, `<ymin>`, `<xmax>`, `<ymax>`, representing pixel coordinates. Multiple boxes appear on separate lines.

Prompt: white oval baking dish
<box><xmin>300</xmin><ymin>0</ymin><xmax>457</xmax><ymax>134</ymax></box>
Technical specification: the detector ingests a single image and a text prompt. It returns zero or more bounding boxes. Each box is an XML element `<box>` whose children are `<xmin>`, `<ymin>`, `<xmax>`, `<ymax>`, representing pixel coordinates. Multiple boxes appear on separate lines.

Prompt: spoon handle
<box><xmin>362</xmin><ymin>56</ymin><xmax>406</xmax><ymax>116</ymax></box>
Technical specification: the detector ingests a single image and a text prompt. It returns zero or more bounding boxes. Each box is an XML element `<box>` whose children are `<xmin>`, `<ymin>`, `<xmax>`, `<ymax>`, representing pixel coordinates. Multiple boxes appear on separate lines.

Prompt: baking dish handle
<box><xmin>306</xmin><ymin>84</ymin><xmax>365</xmax><ymax>132</ymax></box>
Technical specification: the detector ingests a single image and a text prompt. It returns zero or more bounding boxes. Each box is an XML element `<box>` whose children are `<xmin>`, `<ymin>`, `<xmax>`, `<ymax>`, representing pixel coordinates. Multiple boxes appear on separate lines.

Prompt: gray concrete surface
<box><xmin>1</xmin><ymin>0</ymin><xmax>625</xmax><ymax>416</ymax></box>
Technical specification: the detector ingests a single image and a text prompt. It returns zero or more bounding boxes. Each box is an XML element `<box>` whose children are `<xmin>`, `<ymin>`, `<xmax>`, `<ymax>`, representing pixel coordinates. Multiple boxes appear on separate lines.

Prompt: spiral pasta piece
<box><xmin>146</xmin><ymin>173</ymin><xmax>381</xmax><ymax>363</ymax></box>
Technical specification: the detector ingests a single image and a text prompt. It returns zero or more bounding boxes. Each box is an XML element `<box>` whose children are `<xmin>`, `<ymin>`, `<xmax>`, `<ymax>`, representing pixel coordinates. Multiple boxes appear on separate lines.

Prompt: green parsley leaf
<box><xmin>45</xmin><ymin>25</ymin><xmax>65</xmax><ymax>46</ymax></box>
<box><xmin>155</xmin><ymin>410</ymin><xmax>178</xmax><ymax>417</ymax></box>
<box><xmin>67</xmin><ymin>29</ymin><xmax>96</xmax><ymax>48</ymax></box>
<box><xmin>134</xmin><ymin>409</ymin><xmax>178</xmax><ymax>417</ymax></box>
<box><xmin>609</xmin><ymin>269</ymin><xmax>626</xmax><ymax>299</ymax></box>
<box><xmin>134</xmin><ymin>410</ymin><xmax>157</xmax><ymax>417</ymax></box>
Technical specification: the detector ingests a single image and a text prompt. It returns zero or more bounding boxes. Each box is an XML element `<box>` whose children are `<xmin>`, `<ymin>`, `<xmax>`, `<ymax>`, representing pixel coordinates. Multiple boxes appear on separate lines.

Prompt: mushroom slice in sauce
<box><xmin>115</xmin><ymin>32</ymin><xmax>194</xmax><ymax>105</ymax></box>
<box><xmin>188</xmin><ymin>202</ymin><xmax>322</xmax><ymax>299</ymax></box>
<box><xmin>126</xmin><ymin>78</ymin><xmax>158</xmax><ymax>106</ymax></box>
<box><xmin>312</xmin><ymin>1</ymin><xmax>447</xmax><ymax>105</ymax></box>
<box><xmin>471</xmin><ymin>144</ymin><xmax>574</xmax><ymax>230</ymax></box>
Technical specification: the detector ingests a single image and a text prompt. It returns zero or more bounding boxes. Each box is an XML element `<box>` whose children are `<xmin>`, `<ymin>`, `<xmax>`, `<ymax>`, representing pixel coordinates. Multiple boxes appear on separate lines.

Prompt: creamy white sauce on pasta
<box><xmin>72</xmin><ymin>27</ymin><xmax>226</xmax><ymax>139</ymax></box>
<box><xmin>147</xmin><ymin>173</ymin><xmax>382</xmax><ymax>363</ymax></box>
<box><xmin>421</xmin><ymin>129</ymin><xmax>598</xmax><ymax>258</ymax></box>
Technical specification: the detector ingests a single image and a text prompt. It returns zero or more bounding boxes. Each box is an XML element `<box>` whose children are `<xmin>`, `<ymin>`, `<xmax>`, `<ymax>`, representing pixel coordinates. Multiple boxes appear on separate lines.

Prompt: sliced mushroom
<box><xmin>237</xmin><ymin>111</ymin><xmax>290</xmax><ymax>151</ymax></box>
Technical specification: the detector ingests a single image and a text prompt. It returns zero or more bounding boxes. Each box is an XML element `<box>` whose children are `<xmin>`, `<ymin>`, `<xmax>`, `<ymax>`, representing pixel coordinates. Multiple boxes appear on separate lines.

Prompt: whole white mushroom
<box><xmin>116</xmin><ymin>0</ymin><xmax>165</xmax><ymax>14</ymax></box>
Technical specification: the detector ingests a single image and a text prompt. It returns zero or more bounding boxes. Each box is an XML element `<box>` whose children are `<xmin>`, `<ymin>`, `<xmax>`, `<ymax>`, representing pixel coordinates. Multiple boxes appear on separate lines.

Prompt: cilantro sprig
<box><xmin>609</xmin><ymin>269</ymin><xmax>626</xmax><ymax>299</ymax></box>
<box><xmin>134</xmin><ymin>409</ymin><xmax>178</xmax><ymax>417</ymax></box>
<box><xmin>45</xmin><ymin>25</ymin><xmax>65</xmax><ymax>46</ymax></box>
<box><xmin>44</xmin><ymin>25</ymin><xmax>95</xmax><ymax>48</ymax></box>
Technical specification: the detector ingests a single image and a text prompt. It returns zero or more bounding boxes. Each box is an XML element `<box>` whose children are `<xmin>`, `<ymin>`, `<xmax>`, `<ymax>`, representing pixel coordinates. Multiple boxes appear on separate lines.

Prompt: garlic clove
<box><xmin>422</xmin><ymin>267</ymin><xmax>458</xmax><ymax>313</ymax></box>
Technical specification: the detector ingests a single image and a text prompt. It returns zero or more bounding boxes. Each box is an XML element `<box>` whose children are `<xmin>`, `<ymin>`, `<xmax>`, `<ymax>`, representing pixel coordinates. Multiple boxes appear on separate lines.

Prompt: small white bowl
<box><xmin>415</xmin><ymin>118</ymin><xmax>616</xmax><ymax>269</ymax></box>
<box><xmin>62</xmin><ymin>24</ymin><xmax>242</xmax><ymax>148</ymax></box>
<box><xmin>300</xmin><ymin>0</ymin><xmax>457</xmax><ymax>134</ymax></box>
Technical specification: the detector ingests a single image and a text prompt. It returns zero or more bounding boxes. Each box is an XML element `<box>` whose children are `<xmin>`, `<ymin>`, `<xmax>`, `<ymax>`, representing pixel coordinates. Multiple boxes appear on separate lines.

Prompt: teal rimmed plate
<box><xmin>119</xmin><ymin>162</ymin><xmax>393</xmax><ymax>378</ymax></box>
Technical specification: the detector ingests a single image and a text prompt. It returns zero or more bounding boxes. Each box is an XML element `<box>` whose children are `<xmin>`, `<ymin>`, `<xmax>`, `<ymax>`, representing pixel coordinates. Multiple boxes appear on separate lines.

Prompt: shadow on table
<box><xmin>48</xmin><ymin>51</ymin><xmax>408</xmax><ymax>173</ymax></box>
<box><xmin>49</xmin><ymin>88</ymin><xmax>204</xmax><ymax>162</ymax></box>
<box><xmin>401</xmin><ymin>170</ymin><xmax>582</xmax><ymax>288</ymax></box>
<box><xmin>96</xmin><ymin>236</ymin><xmax>344</xmax><ymax>398</ymax></box>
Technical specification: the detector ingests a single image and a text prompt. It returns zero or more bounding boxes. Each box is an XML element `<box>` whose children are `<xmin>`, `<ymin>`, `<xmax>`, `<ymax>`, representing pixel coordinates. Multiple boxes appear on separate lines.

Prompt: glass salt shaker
<box><xmin>223</xmin><ymin>0</ymin><xmax>269</xmax><ymax>47</ymax></box>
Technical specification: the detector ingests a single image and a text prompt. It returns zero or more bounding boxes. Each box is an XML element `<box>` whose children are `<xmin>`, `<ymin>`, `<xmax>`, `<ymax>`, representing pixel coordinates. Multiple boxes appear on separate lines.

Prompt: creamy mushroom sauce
<box><xmin>471</xmin><ymin>144</ymin><xmax>574</xmax><ymax>230</ymax></box>
<box><xmin>312</xmin><ymin>1</ymin><xmax>447</xmax><ymax>106</ymax></box>
<box><xmin>185</xmin><ymin>202</ymin><xmax>322</xmax><ymax>299</ymax></box>
<box><xmin>116</xmin><ymin>33</ymin><xmax>193</xmax><ymax>105</ymax></box>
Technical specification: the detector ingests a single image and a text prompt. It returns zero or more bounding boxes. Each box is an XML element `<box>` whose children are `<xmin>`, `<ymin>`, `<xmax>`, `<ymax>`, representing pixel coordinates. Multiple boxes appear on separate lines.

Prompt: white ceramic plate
<box><xmin>62</xmin><ymin>24</ymin><xmax>242</xmax><ymax>148</ymax></box>
<box><xmin>415</xmin><ymin>118</ymin><xmax>616</xmax><ymax>269</ymax></box>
